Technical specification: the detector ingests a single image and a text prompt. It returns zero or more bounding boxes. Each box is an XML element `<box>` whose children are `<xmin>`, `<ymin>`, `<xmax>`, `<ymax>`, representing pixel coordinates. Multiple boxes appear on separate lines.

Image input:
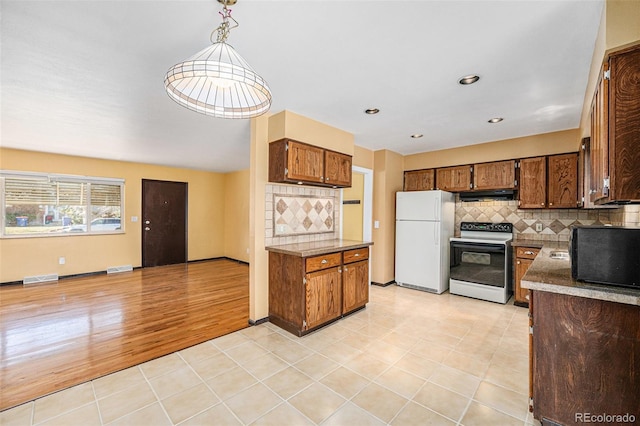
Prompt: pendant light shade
<box><xmin>164</xmin><ymin>0</ymin><xmax>272</xmax><ymax>119</ymax></box>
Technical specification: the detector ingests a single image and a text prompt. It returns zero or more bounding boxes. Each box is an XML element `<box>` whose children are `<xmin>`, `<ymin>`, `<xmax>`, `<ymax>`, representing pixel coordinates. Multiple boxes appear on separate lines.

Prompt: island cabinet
<box><xmin>403</xmin><ymin>169</ymin><xmax>435</xmax><ymax>191</ymax></box>
<box><xmin>530</xmin><ymin>290</ymin><xmax>640</xmax><ymax>425</ymax></box>
<box><xmin>473</xmin><ymin>160</ymin><xmax>516</xmax><ymax>191</ymax></box>
<box><xmin>268</xmin><ymin>245</ymin><xmax>369</xmax><ymax>336</ymax></box>
<box><xmin>589</xmin><ymin>43</ymin><xmax>640</xmax><ymax>204</ymax></box>
<box><xmin>513</xmin><ymin>246</ymin><xmax>540</xmax><ymax>307</ymax></box>
<box><xmin>436</xmin><ymin>165</ymin><xmax>472</xmax><ymax>192</ymax></box>
<box><xmin>268</xmin><ymin>138</ymin><xmax>352</xmax><ymax>188</ymax></box>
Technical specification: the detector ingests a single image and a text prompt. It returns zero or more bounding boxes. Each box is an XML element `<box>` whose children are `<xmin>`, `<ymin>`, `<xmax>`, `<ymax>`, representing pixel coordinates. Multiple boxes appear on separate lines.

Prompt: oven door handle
<box><xmin>450</xmin><ymin>242</ymin><xmax>505</xmax><ymax>253</ymax></box>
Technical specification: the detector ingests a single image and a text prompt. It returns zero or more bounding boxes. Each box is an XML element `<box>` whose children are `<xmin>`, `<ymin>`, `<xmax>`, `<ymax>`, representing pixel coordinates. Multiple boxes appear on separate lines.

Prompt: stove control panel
<box><xmin>460</xmin><ymin>222</ymin><xmax>513</xmax><ymax>233</ymax></box>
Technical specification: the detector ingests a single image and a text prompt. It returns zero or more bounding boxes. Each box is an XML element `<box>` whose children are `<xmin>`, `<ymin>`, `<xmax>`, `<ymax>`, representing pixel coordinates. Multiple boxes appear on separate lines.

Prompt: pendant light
<box><xmin>164</xmin><ymin>0</ymin><xmax>272</xmax><ymax>119</ymax></box>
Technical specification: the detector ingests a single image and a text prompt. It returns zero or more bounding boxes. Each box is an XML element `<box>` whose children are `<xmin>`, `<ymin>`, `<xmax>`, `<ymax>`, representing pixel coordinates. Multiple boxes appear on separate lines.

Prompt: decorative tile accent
<box><xmin>265</xmin><ymin>184</ymin><xmax>340</xmax><ymax>246</ymax></box>
<box><xmin>273</xmin><ymin>193</ymin><xmax>335</xmax><ymax>236</ymax></box>
<box><xmin>454</xmin><ymin>196</ymin><xmax>624</xmax><ymax>242</ymax></box>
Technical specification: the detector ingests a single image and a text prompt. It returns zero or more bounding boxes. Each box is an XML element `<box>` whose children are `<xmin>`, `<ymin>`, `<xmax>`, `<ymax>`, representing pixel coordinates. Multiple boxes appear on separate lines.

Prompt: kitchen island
<box><xmin>522</xmin><ymin>245</ymin><xmax>640</xmax><ymax>425</ymax></box>
<box><xmin>266</xmin><ymin>239</ymin><xmax>373</xmax><ymax>336</ymax></box>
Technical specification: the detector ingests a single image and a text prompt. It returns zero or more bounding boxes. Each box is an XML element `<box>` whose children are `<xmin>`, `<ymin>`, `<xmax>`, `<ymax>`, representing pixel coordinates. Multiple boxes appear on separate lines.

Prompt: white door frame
<box><xmin>340</xmin><ymin>165</ymin><xmax>373</xmax><ymax>285</ymax></box>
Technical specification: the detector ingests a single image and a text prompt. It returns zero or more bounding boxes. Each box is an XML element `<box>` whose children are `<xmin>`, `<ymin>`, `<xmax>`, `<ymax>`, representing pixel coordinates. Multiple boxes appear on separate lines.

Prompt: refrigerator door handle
<box><xmin>434</xmin><ymin>226</ymin><xmax>439</xmax><ymax>246</ymax></box>
<box><xmin>434</xmin><ymin>199</ymin><xmax>438</xmax><ymax>221</ymax></box>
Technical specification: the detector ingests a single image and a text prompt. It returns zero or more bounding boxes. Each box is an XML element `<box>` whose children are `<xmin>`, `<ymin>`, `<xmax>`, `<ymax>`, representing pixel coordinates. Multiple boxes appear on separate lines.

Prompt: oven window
<box><xmin>450</xmin><ymin>242</ymin><xmax>506</xmax><ymax>287</ymax></box>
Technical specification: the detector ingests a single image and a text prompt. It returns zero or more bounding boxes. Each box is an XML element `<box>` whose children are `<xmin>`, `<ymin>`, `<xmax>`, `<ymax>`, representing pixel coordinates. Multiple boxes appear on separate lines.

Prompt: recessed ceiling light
<box><xmin>411</xmin><ymin>134</ymin><xmax>424</xmax><ymax>139</ymax></box>
<box><xmin>488</xmin><ymin>117</ymin><xmax>504</xmax><ymax>123</ymax></box>
<box><xmin>364</xmin><ymin>108</ymin><xmax>380</xmax><ymax>115</ymax></box>
<box><xmin>459</xmin><ymin>75</ymin><xmax>480</xmax><ymax>85</ymax></box>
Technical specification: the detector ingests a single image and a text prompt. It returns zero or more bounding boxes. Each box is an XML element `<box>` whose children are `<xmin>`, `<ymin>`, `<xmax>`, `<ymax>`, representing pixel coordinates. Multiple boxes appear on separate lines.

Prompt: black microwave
<box><xmin>570</xmin><ymin>226</ymin><xmax>640</xmax><ymax>289</ymax></box>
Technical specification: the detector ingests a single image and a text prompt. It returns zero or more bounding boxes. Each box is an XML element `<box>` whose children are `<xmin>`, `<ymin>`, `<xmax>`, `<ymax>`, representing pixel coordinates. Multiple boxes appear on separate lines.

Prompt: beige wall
<box><xmin>353</xmin><ymin>145</ymin><xmax>374</xmax><ymax>169</ymax></box>
<box><xmin>249</xmin><ymin>110</ymin><xmax>355</xmax><ymax>321</ymax></box>
<box><xmin>403</xmin><ymin>129</ymin><xmax>581</xmax><ymax>171</ymax></box>
<box><xmin>0</xmin><ymin>148</ymin><xmax>227</xmax><ymax>283</ymax></box>
<box><xmin>224</xmin><ymin>169</ymin><xmax>250</xmax><ymax>263</ymax></box>
<box><xmin>371</xmin><ymin>149</ymin><xmax>404</xmax><ymax>285</ymax></box>
<box><xmin>579</xmin><ymin>0</ymin><xmax>640</xmax><ymax>136</ymax></box>
<box><xmin>267</xmin><ymin>110</ymin><xmax>354</xmax><ymax>155</ymax></box>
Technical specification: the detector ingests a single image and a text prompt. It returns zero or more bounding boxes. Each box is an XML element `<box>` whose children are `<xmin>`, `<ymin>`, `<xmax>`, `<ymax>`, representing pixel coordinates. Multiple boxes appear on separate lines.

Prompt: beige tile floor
<box><xmin>1</xmin><ymin>285</ymin><xmax>542</xmax><ymax>426</ymax></box>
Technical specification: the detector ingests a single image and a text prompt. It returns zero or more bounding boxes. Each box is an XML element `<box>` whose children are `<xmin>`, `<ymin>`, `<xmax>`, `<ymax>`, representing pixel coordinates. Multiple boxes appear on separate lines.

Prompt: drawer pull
<box><xmin>321</xmin><ymin>259</ymin><xmax>328</xmax><ymax>264</ymax></box>
<box><xmin>354</xmin><ymin>253</ymin><xmax>360</xmax><ymax>257</ymax></box>
<box><xmin>524</xmin><ymin>251</ymin><xmax>535</xmax><ymax>255</ymax></box>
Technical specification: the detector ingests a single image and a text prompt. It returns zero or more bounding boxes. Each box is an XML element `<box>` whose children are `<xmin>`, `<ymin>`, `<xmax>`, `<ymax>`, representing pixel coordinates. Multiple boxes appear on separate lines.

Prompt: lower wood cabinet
<box><xmin>514</xmin><ymin>246</ymin><xmax>540</xmax><ymax>307</ymax></box>
<box><xmin>342</xmin><ymin>247</ymin><xmax>369</xmax><ymax>314</ymax></box>
<box><xmin>269</xmin><ymin>246</ymin><xmax>369</xmax><ymax>336</ymax></box>
<box><xmin>305</xmin><ymin>266</ymin><xmax>342</xmax><ymax>329</ymax></box>
<box><xmin>530</xmin><ymin>290</ymin><xmax>640</xmax><ymax>424</ymax></box>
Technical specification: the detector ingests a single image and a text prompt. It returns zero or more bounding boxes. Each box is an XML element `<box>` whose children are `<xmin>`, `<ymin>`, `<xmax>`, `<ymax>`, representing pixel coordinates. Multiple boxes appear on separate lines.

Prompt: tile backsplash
<box><xmin>266</xmin><ymin>184</ymin><xmax>340</xmax><ymax>246</ymax></box>
<box><xmin>454</xmin><ymin>197</ymin><xmax>638</xmax><ymax>242</ymax></box>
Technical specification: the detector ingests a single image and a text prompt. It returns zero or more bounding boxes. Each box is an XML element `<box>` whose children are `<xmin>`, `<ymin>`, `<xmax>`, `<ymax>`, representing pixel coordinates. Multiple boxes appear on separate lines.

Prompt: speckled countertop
<box><xmin>511</xmin><ymin>238</ymin><xmax>545</xmax><ymax>248</ymax></box>
<box><xmin>265</xmin><ymin>239</ymin><xmax>373</xmax><ymax>257</ymax></box>
<box><xmin>521</xmin><ymin>241</ymin><xmax>640</xmax><ymax>306</ymax></box>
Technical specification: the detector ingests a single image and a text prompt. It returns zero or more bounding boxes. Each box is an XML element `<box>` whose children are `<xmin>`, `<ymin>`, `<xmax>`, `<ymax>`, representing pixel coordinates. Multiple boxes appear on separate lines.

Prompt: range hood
<box><xmin>459</xmin><ymin>189</ymin><xmax>515</xmax><ymax>202</ymax></box>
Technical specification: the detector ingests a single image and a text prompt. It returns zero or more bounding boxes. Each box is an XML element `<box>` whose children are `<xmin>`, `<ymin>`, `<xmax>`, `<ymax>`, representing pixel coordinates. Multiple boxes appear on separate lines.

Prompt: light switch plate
<box><xmin>374</xmin><ymin>220</ymin><xmax>380</xmax><ymax>229</ymax></box>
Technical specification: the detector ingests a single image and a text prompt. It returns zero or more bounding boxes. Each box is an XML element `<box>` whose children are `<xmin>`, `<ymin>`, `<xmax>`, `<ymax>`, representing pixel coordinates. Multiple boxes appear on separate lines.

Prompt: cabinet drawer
<box><xmin>306</xmin><ymin>252</ymin><xmax>342</xmax><ymax>273</ymax></box>
<box><xmin>516</xmin><ymin>247</ymin><xmax>540</xmax><ymax>260</ymax></box>
<box><xmin>343</xmin><ymin>247</ymin><xmax>369</xmax><ymax>264</ymax></box>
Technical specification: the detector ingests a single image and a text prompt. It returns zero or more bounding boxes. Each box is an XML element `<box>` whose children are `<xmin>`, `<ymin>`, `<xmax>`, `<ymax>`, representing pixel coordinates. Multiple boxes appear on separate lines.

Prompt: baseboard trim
<box><xmin>249</xmin><ymin>317</ymin><xmax>269</xmax><ymax>326</ymax></box>
<box><xmin>371</xmin><ymin>280</ymin><xmax>396</xmax><ymax>287</ymax></box>
<box><xmin>0</xmin><ymin>258</ymin><xmax>249</xmax><ymax>286</ymax></box>
<box><xmin>188</xmin><ymin>257</ymin><xmax>249</xmax><ymax>266</ymax></box>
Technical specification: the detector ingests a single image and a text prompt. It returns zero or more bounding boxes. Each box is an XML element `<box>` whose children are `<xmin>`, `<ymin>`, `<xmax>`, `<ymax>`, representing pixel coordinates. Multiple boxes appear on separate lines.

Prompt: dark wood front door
<box><xmin>142</xmin><ymin>179</ymin><xmax>187</xmax><ymax>267</ymax></box>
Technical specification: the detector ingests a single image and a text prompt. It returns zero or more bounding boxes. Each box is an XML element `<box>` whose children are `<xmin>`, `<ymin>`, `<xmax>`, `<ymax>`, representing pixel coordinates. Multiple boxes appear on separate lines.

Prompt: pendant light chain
<box><xmin>211</xmin><ymin>1</ymin><xmax>238</xmax><ymax>44</ymax></box>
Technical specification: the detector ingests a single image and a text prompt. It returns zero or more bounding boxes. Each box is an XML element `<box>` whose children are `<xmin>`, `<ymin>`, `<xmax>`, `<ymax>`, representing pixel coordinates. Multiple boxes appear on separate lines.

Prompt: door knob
<box><xmin>145</xmin><ymin>227</ymin><xmax>150</xmax><ymax>231</ymax></box>
<box><xmin>145</xmin><ymin>220</ymin><xmax>150</xmax><ymax>224</ymax></box>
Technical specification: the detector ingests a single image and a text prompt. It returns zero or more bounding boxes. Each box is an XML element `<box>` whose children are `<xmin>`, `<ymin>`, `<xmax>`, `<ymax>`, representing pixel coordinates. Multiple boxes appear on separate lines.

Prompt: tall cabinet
<box><xmin>589</xmin><ymin>43</ymin><xmax>640</xmax><ymax>204</ymax></box>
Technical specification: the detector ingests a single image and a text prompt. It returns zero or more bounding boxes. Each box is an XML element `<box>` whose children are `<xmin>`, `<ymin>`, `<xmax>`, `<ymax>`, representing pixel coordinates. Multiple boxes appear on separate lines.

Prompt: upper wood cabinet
<box><xmin>404</xmin><ymin>169</ymin><xmax>435</xmax><ymax>191</ymax></box>
<box><xmin>269</xmin><ymin>138</ymin><xmax>352</xmax><ymax>188</ymax></box>
<box><xmin>473</xmin><ymin>160</ymin><xmax>516</xmax><ymax>191</ymax></box>
<box><xmin>519</xmin><ymin>153</ymin><xmax>579</xmax><ymax>209</ymax></box>
<box><xmin>547</xmin><ymin>153</ymin><xmax>578</xmax><ymax>208</ymax></box>
<box><xmin>436</xmin><ymin>165</ymin><xmax>472</xmax><ymax>192</ymax></box>
<box><xmin>519</xmin><ymin>157</ymin><xmax>547</xmax><ymax>208</ymax></box>
<box><xmin>324</xmin><ymin>150</ymin><xmax>352</xmax><ymax>187</ymax></box>
<box><xmin>589</xmin><ymin>43</ymin><xmax>640</xmax><ymax>204</ymax></box>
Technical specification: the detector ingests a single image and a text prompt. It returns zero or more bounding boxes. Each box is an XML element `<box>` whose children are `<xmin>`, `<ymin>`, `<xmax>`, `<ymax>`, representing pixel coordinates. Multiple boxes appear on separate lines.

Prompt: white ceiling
<box><xmin>1</xmin><ymin>0</ymin><xmax>604</xmax><ymax>173</ymax></box>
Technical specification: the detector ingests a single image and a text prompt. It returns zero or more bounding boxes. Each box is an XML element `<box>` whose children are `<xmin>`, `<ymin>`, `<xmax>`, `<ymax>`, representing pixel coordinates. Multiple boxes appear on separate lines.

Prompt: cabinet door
<box><xmin>324</xmin><ymin>150</ymin><xmax>352</xmax><ymax>187</ymax></box>
<box><xmin>287</xmin><ymin>141</ymin><xmax>325</xmax><ymax>184</ymax></box>
<box><xmin>548</xmin><ymin>153</ymin><xmax>578</xmax><ymax>208</ymax></box>
<box><xmin>473</xmin><ymin>160</ymin><xmax>516</xmax><ymax>190</ymax></box>
<box><xmin>305</xmin><ymin>267</ymin><xmax>342</xmax><ymax>330</ymax></box>
<box><xmin>404</xmin><ymin>169</ymin><xmax>435</xmax><ymax>191</ymax></box>
<box><xmin>609</xmin><ymin>44</ymin><xmax>640</xmax><ymax>202</ymax></box>
<box><xmin>436</xmin><ymin>165</ymin><xmax>472</xmax><ymax>192</ymax></box>
<box><xmin>589</xmin><ymin>63</ymin><xmax>609</xmax><ymax>203</ymax></box>
<box><xmin>519</xmin><ymin>157</ymin><xmax>546</xmax><ymax>208</ymax></box>
<box><xmin>342</xmin><ymin>260</ymin><xmax>369</xmax><ymax>314</ymax></box>
<box><xmin>515</xmin><ymin>257</ymin><xmax>533</xmax><ymax>305</ymax></box>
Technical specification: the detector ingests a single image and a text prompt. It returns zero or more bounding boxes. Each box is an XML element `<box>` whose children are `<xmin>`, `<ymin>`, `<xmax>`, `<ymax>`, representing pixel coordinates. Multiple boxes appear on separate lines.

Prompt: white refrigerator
<box><xmin>395</xmin><ymin>190</ymin><xmax>455</xmax><ymax>294</ymax></box>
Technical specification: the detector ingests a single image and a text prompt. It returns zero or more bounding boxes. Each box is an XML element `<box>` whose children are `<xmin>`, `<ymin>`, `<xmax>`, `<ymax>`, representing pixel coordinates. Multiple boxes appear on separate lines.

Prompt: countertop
<box><xmin>521</xmin><ymin>241</ymin><xmax>640</xmax><ymax>306</ymax></box>
<box><xmin>511</xmin><ymin>238</ymin><xmax>545</xmax><ymax>248</ymax></box>
<box><xmin>265</xmin><ymin>239</ymin><xmax>373</xmax><ymax>257</ymax></box>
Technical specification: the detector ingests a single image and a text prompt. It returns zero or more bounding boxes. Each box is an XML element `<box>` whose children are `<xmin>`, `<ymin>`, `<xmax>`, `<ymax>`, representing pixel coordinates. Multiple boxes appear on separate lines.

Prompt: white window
<box><xmin>1</xmin><ymin>171</ymin><xmax>124</xmax><ymax>238</ymax></box>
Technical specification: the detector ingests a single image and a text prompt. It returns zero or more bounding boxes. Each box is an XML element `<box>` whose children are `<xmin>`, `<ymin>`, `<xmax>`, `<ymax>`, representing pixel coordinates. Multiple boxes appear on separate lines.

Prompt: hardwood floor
<box><xmin>0</xmin><ymin>259</ymin><xmax>249</xmax><ymax>411</ymax></box>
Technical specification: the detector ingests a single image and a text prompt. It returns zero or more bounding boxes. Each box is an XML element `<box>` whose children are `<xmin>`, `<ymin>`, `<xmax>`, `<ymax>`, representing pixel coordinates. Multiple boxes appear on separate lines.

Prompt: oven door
<box><xmin>450</xmin><ymin>241</ymin><xmax>507</xmax><ymax>288</ymax></box>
